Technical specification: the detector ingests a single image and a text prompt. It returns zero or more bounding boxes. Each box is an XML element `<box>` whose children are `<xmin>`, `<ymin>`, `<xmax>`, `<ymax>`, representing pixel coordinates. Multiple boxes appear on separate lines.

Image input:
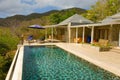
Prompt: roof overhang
<box><xmin>70</xmin><ymin>22</ymin><xmax>120</xmax><ymax>28</ymax></box>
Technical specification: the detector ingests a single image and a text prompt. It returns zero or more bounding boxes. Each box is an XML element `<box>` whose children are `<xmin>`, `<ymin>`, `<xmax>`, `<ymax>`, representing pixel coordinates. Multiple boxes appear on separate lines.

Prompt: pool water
<box><xmin>22</xmin><ymin>45</ymin><xmax>120</xmax><ymax>80</ymax></box>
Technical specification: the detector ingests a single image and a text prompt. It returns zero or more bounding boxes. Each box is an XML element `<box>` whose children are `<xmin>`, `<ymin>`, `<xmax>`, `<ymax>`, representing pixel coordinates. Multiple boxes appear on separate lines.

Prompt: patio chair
<box><xmin>95</xmin><ymin>39</ymin><xmax>109</xmax><ymax>46</ymax></box>
<box><xmin>28</xmin><ymin>35</ymin><xmax>33</xmax><ymax>40</ymax></box>
<box><xmin>27</xmin><ymin>35</ymin><xmax>36</xmax><ymax>43</ymax></box>
<box><xmin>74</xmin><ymin>38</ymin><xmax>82</xmax><ymax>43</ymax></box>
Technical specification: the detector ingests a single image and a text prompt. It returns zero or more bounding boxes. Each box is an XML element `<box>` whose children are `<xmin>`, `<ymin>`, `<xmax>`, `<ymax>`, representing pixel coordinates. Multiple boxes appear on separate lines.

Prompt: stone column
<box><xmin>51</xmin><ymin>26</ymin><xmax>54</xmax><ymax>41</ymax></box>
<box><xmin>82</xmin><ymin>27</ymin><xmax>85</xmax><ymax>43</ymax></box>
<box><xmin>91</xmin><ymin>26</ymin><xmax>94</xmax><ymax>44</ymax></box>
<box><xmin>68</xmin><ymin>22</ymin><xmax>71</xmax><ymax>43</ymax></box>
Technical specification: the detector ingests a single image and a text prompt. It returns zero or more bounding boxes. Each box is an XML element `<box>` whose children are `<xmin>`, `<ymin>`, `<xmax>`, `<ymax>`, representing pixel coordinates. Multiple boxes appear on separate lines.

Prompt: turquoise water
<box><xmin>22</xmin><ymin>45</ymin><xmax>120</xmax><ymax>80</ymax></box>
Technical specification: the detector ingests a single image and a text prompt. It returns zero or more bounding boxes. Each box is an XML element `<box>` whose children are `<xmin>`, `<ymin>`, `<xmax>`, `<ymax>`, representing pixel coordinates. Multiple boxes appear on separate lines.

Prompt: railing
<box><xmin>5</xmin><ymin>47</ymin><xmax>20</xmax><ymax>80</ymax></box>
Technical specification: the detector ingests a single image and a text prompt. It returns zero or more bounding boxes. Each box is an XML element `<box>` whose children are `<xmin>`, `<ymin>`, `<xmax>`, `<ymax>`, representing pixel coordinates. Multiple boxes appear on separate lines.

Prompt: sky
<box><xmin>0</xmin><ymin>0</ymin><xmax>98</xmax><ymax>18</ymax></box>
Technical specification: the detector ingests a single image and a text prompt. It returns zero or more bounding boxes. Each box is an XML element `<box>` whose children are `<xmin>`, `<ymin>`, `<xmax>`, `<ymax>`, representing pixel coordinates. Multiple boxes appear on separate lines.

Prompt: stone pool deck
<box><xmin>55</xmin><ymin>43</ymin><xmax>120</xmax><ymax>77</ymax></box>
<box><xmin>8</xmin><ymin>43</ymin><xmax>120</xmax><ymax>80</ymax></box>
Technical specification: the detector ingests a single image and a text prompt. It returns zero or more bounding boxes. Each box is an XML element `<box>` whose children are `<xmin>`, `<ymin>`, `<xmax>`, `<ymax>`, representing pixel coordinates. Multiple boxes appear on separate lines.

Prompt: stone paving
<box><xmin>56</xmin><ymin>43</ymin><xmax>120</xmax><ymax>77</ymax></box>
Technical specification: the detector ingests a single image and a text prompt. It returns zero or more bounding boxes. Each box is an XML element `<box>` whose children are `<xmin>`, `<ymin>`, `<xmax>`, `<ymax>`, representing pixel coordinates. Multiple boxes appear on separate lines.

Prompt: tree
<box><xmin>49</xmin><ymin>9</ymin><xmax>79</xmax><ymax>24</ymax></box>
<box><xmin>49</xmin><ymin>13</ymin><xmax>61</xmax><ymax>24</ymax></box>
<box><xmin>84</xmin><ymin>0</ymin><xmax>120</xmax><ymax>22</ymax></box>
<box><xmin>106</xmin><ymin>0</ymin><xmax>120</xmax><ymax>15</ymax></box>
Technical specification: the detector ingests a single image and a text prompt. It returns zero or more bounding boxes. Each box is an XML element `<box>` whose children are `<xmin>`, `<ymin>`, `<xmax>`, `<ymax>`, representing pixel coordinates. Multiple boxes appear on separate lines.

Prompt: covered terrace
<box><xmin>71</xmin><ymin>12</ymin><xmax>120</xmax><ymax>47</ymax></box>
<box><xmin>44</xmin><ymin>14</ymin><xmax>93</xmax><ymax>43</ymax></box>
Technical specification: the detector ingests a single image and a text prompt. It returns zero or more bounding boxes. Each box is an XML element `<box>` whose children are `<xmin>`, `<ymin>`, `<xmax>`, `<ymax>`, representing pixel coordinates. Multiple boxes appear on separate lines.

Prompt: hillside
<box><xmin>0</xmin><ymin>7</ymin><xmax>86</xmax><ymax>27</ymax></box>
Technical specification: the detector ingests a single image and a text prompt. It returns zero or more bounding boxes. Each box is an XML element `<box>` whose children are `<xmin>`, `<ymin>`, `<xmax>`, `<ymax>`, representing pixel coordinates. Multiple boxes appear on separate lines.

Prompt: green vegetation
<box><xmin>83</xmin><ymin>0</ymin><xmax>120</xmax><ymax>22</ymax></box>
<box><xmin>0</xmin><ymin>28</ymin><xmax>19</xmax><ymax>80</ymax></box>
<box><xmin>49</xmin><ymin>8</ymin><xmax>86</xmax><ymax>24</ymax></box>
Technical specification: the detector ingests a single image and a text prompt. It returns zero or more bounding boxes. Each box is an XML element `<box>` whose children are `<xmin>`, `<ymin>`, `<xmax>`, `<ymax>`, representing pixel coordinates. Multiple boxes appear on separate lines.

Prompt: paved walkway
<box><xmin>55</xmin><ymin>43</ymin><xmax>120</xmax><ymax>77</ymax></box>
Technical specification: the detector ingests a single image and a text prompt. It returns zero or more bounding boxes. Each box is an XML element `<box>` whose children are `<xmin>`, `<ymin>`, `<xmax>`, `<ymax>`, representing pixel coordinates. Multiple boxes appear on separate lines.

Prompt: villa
<box><xmin>6</xmin><ymin>13</ymin><xmax>120</xmax><ymax>80</ymax></box>
<box><xmin>45</xmin><ymin>13</ymin><xmax>120</xmax><ymax>47</ymax></box>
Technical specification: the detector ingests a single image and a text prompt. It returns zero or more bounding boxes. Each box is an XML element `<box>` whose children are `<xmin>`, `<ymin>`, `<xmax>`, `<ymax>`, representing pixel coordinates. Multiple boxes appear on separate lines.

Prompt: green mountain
<box><xmin>0</xmin><ymin>7</ymin><xmax>86</xmax><ymax>27</ymax></box>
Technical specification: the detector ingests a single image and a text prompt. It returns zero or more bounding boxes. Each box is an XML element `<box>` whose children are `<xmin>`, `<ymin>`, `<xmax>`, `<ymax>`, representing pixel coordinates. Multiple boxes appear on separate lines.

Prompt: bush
<box><xmin>0</xmin><ymin>28</ymin><xmax>19</xmax><ymax>50</ymax></box>
<box><xmin>0</xmin><ymin>27</ymin><xmax>19</xmax><ymax>80</ymax></box>
<box><xmin>0</xmin><ymin>43</ymin><xmax>10</xmax><ymax>56</ymax></box>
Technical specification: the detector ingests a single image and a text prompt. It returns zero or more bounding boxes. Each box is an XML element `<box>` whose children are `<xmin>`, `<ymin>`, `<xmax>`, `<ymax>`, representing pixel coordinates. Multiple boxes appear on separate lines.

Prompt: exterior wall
<box><xmin>78</xmin><ymin>28</ymin><xmax>83</xmax><ymax>37</ymax></box>
<box><xmin>93</xmin><ymin>25</ymin><xmax>120</xmax><ymax>46</ymax></box>
<box><xmin>94</xmin><ymin>29</ymin><xmax>100</xmax><ymax>41</ymax></box>
<box><xmin>108</xmin><ymin>25</ymin><xmax>112</xmax><ymax>43</ymax></box>
<box><xmin>112</xmin><ymin>25</ymin><xmax>120</xmax><ymax>41</ymax></box>
<box><xmin>94</xmin><ymin>26</ymin><xmax>109</xmax><ymax>42</ymax></box>
<box><xmin>71</xmin><ymin>28</ymin><xmax>76</xmax><ymax>42</ymax></box>
<box><xmin>111</xmin><ymin>24</ymin><xmax>120</xmax><ymax>46</ymax></box>
<box><xmin>56</xmin><ymin>28</ymin><xmax>67</xmax><ymax>42</ymax></box>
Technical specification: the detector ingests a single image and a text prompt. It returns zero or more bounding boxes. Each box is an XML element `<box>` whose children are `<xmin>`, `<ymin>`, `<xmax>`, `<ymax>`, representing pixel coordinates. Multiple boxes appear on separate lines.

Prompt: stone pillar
<box><xmin>82</xmin><ymin>27</ymin><xmax>85</xmax><ymax>43</ymax></box>
<box><xmin>91</xmin><ymin>26</ymin><xmax>94</xmax><ymax>44</ymax></box>
<box><xmin>51</xmin><ymin>26</ymin><xmax>54</xmax><ymax>41</ymax></box>
<box><xmin>68</xmin><ymin>22</ymin><xmax>71</xmax><ymax>43</ymax></box>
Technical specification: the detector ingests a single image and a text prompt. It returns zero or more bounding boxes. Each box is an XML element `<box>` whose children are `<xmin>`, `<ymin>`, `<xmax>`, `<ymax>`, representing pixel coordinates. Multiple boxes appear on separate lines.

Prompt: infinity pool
<box><xmin>22</xmin><ymin>45</ymin><xmax>120</xmax><ymax>80</ymax></box>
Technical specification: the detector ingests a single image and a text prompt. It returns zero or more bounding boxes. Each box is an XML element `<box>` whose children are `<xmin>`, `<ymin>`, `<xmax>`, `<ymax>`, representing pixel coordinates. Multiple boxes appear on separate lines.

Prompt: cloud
<box><xmin>34</xmin><ymin>0</ymin><xmax>98</xmax><ymax>9</ymax></box>
<box><xmin>0</xmin><ymin>0</ymin><xmax>98</xmax><ymax>18</ymax></box>
<box><xmin>0</xmin><ymin>0</ymin><xmax>35</xmax><ymax>17</ymax></box>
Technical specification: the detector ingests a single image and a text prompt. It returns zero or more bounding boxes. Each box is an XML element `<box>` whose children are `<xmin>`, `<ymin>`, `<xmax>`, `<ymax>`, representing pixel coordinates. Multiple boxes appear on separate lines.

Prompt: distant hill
<box><xmin>0</xmin><ymin>7</ymin><xmax>86</xmax><ymax>27</ymax></box>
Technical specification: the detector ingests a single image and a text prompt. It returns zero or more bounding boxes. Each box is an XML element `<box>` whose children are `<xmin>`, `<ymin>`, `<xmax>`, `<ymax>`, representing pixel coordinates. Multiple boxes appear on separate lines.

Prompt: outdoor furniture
<box><xmin>44</xmin><ymin>39</ymin><xmax>60</xmax><ymax>43</ymax></box>
<box><xmin>87</xmin><ymin>36</ymin><xmax>91</xmax><ymax>43</ymax></box>
<box><xmin>74</xmin><ymin>38</ymin><xmax>82</xmax><ymax>43</ymax></box>
<box><xmin>28</xmin><ymin>35</ymin><xmax>33</xmax><ymax>40</ymax></box>
<box><xmin>27</xmin><ymin>24</ymin><xmax>45</xmax><ymax>43</ymax></box>
<box><xmin>27</xmin><ymin>35</ymin><xmax>36</xmax><ymax>43</ymax></box>
<box><xmin>94</xmin><ymin>39</ymin><xmax>109</xmax><ymax>46</ymax></box>
<box><xmin>99</xmin><ymin>39</ymin><xmax>108</xmax><ymax>46</ymax></box>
